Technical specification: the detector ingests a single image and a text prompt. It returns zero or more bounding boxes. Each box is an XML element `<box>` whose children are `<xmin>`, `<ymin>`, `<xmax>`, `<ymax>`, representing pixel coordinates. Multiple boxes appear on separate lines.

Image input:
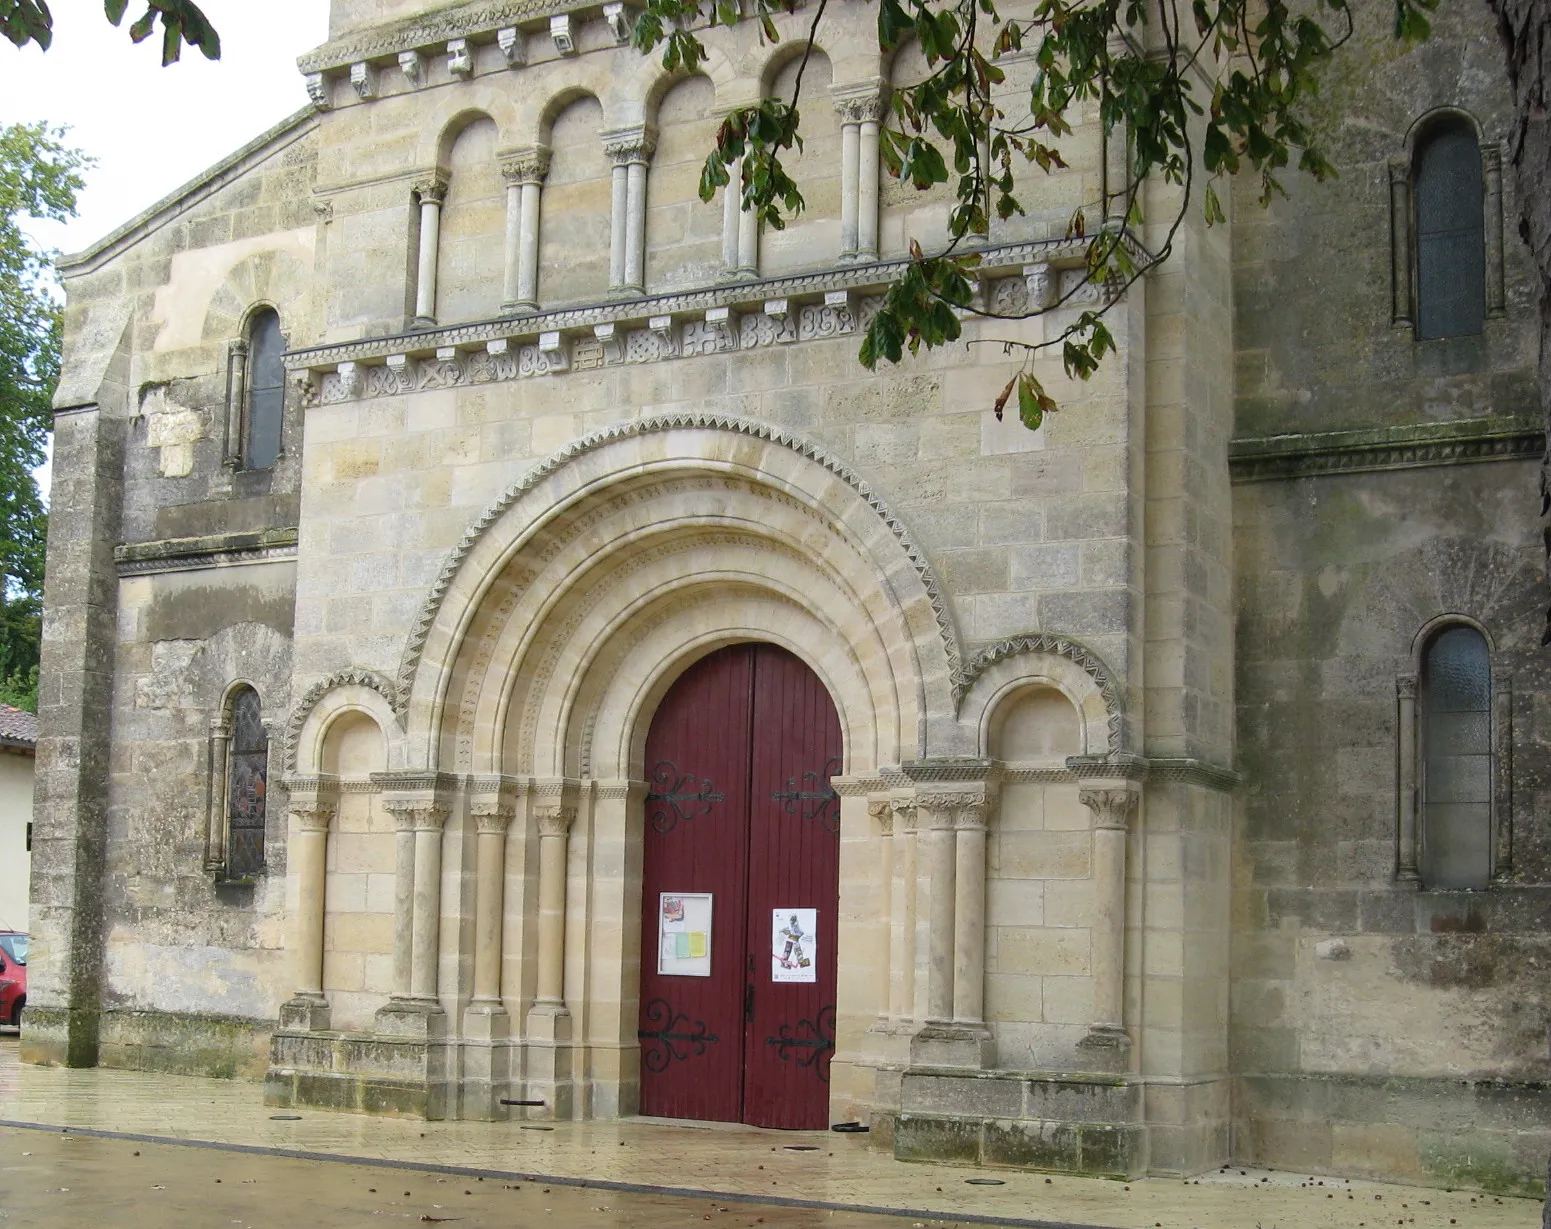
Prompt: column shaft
<box><xmin>1089</xmin><ymin>823</ymin><xmax>1127</xmax><ymax>1030</ymax></box>
<box><xmin>410</xmin><ymin>817</ymin><xmax>446</xmax><ymax>1001</ymax></box>
<box><xmin>501</xmin><ymin>181</ymin><xmax>522</xmax><ymax>307</ymax></box>
<box><xmin>858</xmin><ymin>119</ymin><xmax>880</xmax><ymax>258</ymax></box>
<box><xmin>625</xmin><ymin>160</ymin><xmax>648</xmax><ymax>291</ymax></box>
<box><xmin>413</xmin><ymin>185</ymin><xmax>445</xmax><ymax>323</ymax></box>
<box><xmin>737</xmin><ymin>202</ymin><xmax>759</xmax><ymax>275</ymax></box>
<box><xmin>608</xmin><ymin>164</ymin><xmax>629</xmax><ymax>289</ymax></box>
<box><xmin>890</xmin><ymin>804</ymin><xmax>916</xmax><ymax>1023</ymax></box>
<box><xmin>534</xmin><ymin>809</ymin><xmax>575</xmax><ymax>1005</ymax></box>
<box><xmin>924</xmin><ymin>816</ymin><xmax>957</xmax><ymax>1023</ymax></box>
<box><xmin>1389</xmin><ymin>163</ymin><xmax>1412</xmax><ymax>326</ymax></box>
<box><xmin>722</xmin><ymin>157</ymin><xmax>742</xmax><ymax>270</ymax></box>
<box><xmin>839</xmin><ymin>120</ymin><xmax>861</xmax><ymax>256</ymax></box>
<box><xmin>1397</xmin><ymin>678</ymin><xmax>1419</xmax><ymax>879</ymax></box>
<box><xmin>517</xmin><ymin>181</ymin><xmax>542</xmax><ymax>307</ymax></box>
<box><xmin>290</xmin><ymin>811</ymin><xmax>333</xmax><ymax>999</ymax></box>
<box><xmin>472</xmin><ymin>812</ymin><xmax>513</xmax><ymax>1003</ymax></box>
<box><xmin>952</xmin><ymin>820</ymin><xmax>987</xmax><ymax>1025</ymax></box>
<box><xmin>391</xmin><ymin>817</ymin><xmax>416</xmax><ymax>998</ymax></box>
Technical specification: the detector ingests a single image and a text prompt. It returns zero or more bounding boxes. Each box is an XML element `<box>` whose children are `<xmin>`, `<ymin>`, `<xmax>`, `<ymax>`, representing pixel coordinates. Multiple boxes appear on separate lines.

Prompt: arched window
<box><xmin>244</xmin><ymin>309</ymin><xmax>285</xmax><ymax>470</ymax></box>
<box><xmin>1413</xmin><ymin>116</ymin><xmax>1485</xmax><ymax>340</ymax></box>
<box><xmin>225</xmin><ymin>686</ymin><xmax>269</xmax><ymax>879</ymax></box>
<box><xmin>1420</xmin><ymin>625</ymin><xmax>1492</xmax><ymax>888</ymax></box>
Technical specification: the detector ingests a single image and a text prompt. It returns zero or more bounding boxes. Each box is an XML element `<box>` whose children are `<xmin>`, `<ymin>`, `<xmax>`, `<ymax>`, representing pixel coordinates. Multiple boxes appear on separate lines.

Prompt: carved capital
<box><xmin>291</xmin><ymin>805</ymin><xmax>336</xmax><ymax>833</ymax></box>
<box><xmin>535</xmin><ymin>804</ymin><xmax>577</xmax><ymax>837</ymax></box>
<box><xmin>953</xmin><ymin>802</ymin><xmax>990</xmax><ymax>832</ymax></box>
<box><xmin>413</xmin><ymin>177</ymin><xmax>449</xmax><ymax>206</ymax></box>
<box><xmin>501</xmin><ymin>145</ymin><xmax>551</xmax><ymax>185</ymax></box>
<box><xmin>1396</xmin><ymin>674</ymin><xmax>1418</xmax><ymax>701</ymax></box>
<box><xmin>868</xmin><ymin>798</ymin><xmax>893</xmax><ymax>835</ymax></box>
<box><xmin>1078</xmin><ymin>786</ymin><xmax>1139</xmax><ymax>831</ymax></box>
<box><xmin>888</xmin><ymin>797</ymin><xmax>917</xmax><ymax>833</ymax></box>
<box><xmin>470</xmin><ymin>802</ymin><xmax>517</xmax><ymax>834</ymax></box>
<box><xmin>602</xmin><ymin>124</ymin><xmax>657</xmax><ymax>166</ymax></box>
<box><xmin>831</xmin><ymin>80</ymin><xmax>886</xmax><ymax>125</ymax></box>
<box><xmin>383</xmin><ymin>799</ymin><xmax>450</xmax><ymax>832</ymax></box>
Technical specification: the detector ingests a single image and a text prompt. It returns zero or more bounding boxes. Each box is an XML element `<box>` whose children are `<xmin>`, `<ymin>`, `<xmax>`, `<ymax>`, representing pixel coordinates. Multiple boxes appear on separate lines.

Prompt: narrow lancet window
<box><xmin>1420</xmin><ymin>626</ymin><xmax>1492</xmax><ymax>888</ymax></box>
<box><xmin>226</xmin><ymin>687</ymin><xmax>269</xmax><ymax>879</ymax></box>
<box><xmin>1413</xmin><ymin>117</ymin><xmax>1485</xmax><ymax>340</ymax></box>
<box><xmin>245</xmin><ymin>309</ymin><xmax>284</xmax><ymax>469</ymax></box>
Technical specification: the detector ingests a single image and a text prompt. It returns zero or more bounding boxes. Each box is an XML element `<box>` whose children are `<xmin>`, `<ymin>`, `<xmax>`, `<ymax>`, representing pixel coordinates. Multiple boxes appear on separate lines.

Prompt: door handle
<box><xmin>744</xmin><ymin>982</ymin><xmax>755</xmax><ymax>1022</ymax></box>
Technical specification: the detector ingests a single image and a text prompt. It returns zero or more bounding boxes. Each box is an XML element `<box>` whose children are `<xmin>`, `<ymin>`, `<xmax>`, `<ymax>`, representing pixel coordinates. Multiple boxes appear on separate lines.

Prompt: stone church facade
<box><xmin>23</xmin><ymin>0</ymin><xmax>1551</xmax><ymax>1193</ymax></box>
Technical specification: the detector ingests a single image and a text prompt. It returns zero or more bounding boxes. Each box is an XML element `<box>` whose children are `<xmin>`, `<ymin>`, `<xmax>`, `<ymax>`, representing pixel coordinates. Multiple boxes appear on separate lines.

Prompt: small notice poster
<box><xmin>658</xmin><ymin>892</ymin><xmax>713</xmax><ymax>977</ymax></box>
<box><xmin>771</xmin><ymin>908</ymin><xmax>817</xmax><ymax>983</ymax></box>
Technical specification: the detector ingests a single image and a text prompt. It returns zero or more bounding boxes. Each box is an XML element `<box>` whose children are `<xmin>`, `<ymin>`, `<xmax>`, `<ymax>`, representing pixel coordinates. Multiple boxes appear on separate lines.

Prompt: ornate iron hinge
<box><xmin>638</xmin><ymin>998</ymin><xmax>720</xmax><ymax>1072</ymax></box>
<box><xmin>765</xmin><ymin>1005</ymin><xmax>836</xmax><ymax>1082</ymax></box>
<box><xmin>771</xmin><ymin>756</ymin><xmax>842</xmax><ymax>832</ymax></box>
<box><xmin>646</xmin><ymin>759</ymin><xmax>726</xmax><ymax>833</ymax></box>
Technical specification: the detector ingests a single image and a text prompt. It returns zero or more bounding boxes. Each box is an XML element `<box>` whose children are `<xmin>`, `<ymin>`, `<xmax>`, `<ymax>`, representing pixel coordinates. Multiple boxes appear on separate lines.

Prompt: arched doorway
<box><xmin>636</xmin><ymin>643</ymin><xmax>842</xmax><ymax>1129</ymax></box>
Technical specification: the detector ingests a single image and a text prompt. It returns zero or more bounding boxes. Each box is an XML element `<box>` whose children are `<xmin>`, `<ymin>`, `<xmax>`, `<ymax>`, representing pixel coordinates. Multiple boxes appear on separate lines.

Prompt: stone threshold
<box><xmin>1229</xmin><ymin>415</ymin><xmax>1544</xmax><ymax>483</ymax></box>
<box><xmin>114</xmin><ymin>528</ymin><xmax>300</xmax><ymax>577</ymax></box>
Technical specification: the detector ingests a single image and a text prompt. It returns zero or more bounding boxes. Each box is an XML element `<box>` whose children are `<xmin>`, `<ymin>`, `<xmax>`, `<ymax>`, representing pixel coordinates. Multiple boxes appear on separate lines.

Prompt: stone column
<box><xmin>952</xmin><ymin>798</ymin><xmax>990</xmax><ymax>1027</ymax></box>
<box><xmin>1077</xmin><ymin>783</ymin><xmax>1140</xmax><ymax>1057</ymax></box>
<box><xmin>603</xmin><ymin>126</ymin><xmax>655</xmax><ymax>294</ymax></box>
<box><xmin>737</xmin><ymin>198</ymin><xmax>759</xmax><ymax>277</ymax></box>
<box><xmin>868</xmin><ymin>799</ymin><xmax>894</xmax><ymax>1026</ymax></box>
<box><xmin>383</xmin><ymin>800</ymin><xmax>419</xmax><ymax>1000</ymax></box>
<box><xmin>470</xmin><ymin>802</ymin><xmax>516</xmax><ymax>1006</ymax></box>
<box><xmin>1388</xmin><ymin>160</ymin><xmax>1412</xmax><ymax>327</ymax></box>
<box><xmin>722</xmin><ymin>155</ymin><xmax>743</xmax><ymax>272</ymax></box>
<box><xmin>1396</xmin><ymin>675</ymin><xmax>1420</xmax><ymax>881</ymax></box>
<box><xmin>280</xmin><ymin>802</ymin><xmax>336</xmax><ymax>1030</ymax></box>
<box><xmin>412</xmin><ymin>177</ymin><xmax>448</xmax><ymax>326</ymax></box>
<box><xmin>832</xmin><ymin>82</ymin><xmax>884</xmax><ymax>261</ymax></box>
<box><xmin>888</xmin><ymin>795</ymin><xmax>918</xmax><ymax>1026</ymax></box>
<box><xmin>921</xmin><ymin>800</ymin><xmax>958</xmax><ymax>1025</ymax></box>
<box><xmin>532</xmin><ymin>800</ymin><xmax>577</xmax><ymax>1011</ymax></box>
<box><xmin>222</xmin><ymin>341</ymin><xmax>247</xmax><ymax>468</ymax></box>
<box><xmin>205</xmin><ymin>714</ymin><xmax>231</xmax><ymax>871</ymax></box>
<box><xmin>500</xmin><ymin>147</ymin><xmax>550</xmax><ymax>314</ymax></box>
<box><xmin>409</xmin><ymin>802</ymin><xmax>451</xmax><ymax>1002</ymax></box>
<box><xmin>1482</xmin><ymin>143</ymin><xmax>1506</xmax><ymax>317</ymax></box>
<box><xmin>903</xmin><ymin>761</ymin><xmax>996</xmax><ymax>1070</ymax></box>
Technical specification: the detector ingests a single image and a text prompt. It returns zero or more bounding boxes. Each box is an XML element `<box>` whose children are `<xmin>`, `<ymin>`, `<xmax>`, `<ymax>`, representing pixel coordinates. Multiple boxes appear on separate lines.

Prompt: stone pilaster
<box><xmin>280</xmin><ymin>796</ymin><xmax>337</xmax><ymax>1031</ymax></box>
<box><xmin>525</xmin><ymin>778</ymin><xmax>580</xmax><ymax>1119</ymax></box>
<box><xmin>602</xmin><ymin>126</ymin><xmax>655</xmax><ymax>294</ymax></box>
<box><xmin>1075</xmin><ymin>781</ymin><xmax>1140</xmax><ymax>1065</ymax></box>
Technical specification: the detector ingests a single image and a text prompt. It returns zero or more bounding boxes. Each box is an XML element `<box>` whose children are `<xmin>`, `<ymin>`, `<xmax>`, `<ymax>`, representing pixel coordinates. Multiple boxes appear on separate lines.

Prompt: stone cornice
<box><xmin>1229</xmin><ymin>415</ymin><xmax>1544</xmax><ymax>483</ymax></box>
<box><xmin>282</xmin><ymin>234</ymin><xmax>1140</xmax><ymax>378</ymax></box>
<box><xmin>298</xmin><ymin>0</ymin><xmax>593</xmax><ymax>75</ymax></box>
<box><xmin>114</xmin><ymin>528</ymin><xmax>299</xmax><ymax>577</ymax></box>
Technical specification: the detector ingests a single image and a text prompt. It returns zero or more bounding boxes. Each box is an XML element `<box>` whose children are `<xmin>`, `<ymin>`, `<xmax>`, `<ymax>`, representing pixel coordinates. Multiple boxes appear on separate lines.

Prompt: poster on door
<box><xmin>771</xmin><ymin>908</ymin><xmax>817</xmax><ymax>983</ymax></box>
<box><xmin>658</xmin><ymin>892</ymin><xmax>713</xmax><ymax>977</ymax></box>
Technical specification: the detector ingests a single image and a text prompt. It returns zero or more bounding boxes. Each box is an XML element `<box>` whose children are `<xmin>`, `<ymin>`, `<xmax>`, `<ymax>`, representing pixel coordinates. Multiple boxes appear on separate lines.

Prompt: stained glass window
<box><xmin>1421</xmin><ymin>626</ymin><xmax>1492</xmax><ymax>888</ymax></box>
<box><xmin>1414</xmin><ymin>117</ymin><xmax>1485</xmax><ymax>340</ymax></box>
<box><xmin>245</xmin><ymin>309</ymin><xmax>284</xmax><ymax>470</ymax></box>
<box><xmin>226</xmin><ymin>687</ymin><xmax>268</xmax><ymax>879</ymax></box>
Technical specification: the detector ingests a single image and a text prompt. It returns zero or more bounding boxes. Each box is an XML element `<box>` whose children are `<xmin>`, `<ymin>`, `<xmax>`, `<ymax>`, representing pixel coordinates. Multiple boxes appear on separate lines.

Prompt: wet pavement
<box><xmin>0</xmin><ymin>1037</ymin><xmax>1539</xmax><ymax>1228</ymax></box>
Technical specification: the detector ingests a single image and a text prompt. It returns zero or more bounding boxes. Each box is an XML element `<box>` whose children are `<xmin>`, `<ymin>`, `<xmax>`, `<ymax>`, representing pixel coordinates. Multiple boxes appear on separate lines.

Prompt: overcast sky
<box><xmin>0</xmin><ymin>0</ymin><xmax>330</xmax><ymax>256</ymax></box>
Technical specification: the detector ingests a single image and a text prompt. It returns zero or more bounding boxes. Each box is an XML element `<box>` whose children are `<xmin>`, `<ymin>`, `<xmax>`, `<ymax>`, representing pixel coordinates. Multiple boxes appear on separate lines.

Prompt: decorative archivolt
<box><xmin>958</xmin><ymin>632</ymin><xmax>1124</xmax><ymax>755</ymax></box>
<box><xmin>393</xmin><ymin>412</ymin><xmax>965</xmax><ymax>709</ymax></box>
<box><xmin>284</xmin><ymin>668</ymin><xmax>403</xmax><ymax>773</ymax></box>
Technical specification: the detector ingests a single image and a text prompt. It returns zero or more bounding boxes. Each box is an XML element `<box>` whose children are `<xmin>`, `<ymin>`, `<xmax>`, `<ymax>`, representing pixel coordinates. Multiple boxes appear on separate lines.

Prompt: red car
<box><xmin>0</xmin><ymin>932</ymin><xmax>26</xmax><ymax>1027</ymax></box>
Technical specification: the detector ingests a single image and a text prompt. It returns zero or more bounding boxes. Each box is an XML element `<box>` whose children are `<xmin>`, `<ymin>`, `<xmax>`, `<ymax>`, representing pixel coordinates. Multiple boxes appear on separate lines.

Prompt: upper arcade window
<box><xmin>245</xmin><ymin>308</ymin><xmax>285</xmax><ymax>470</ymax></box>
<box><xmin>1412</xmin><ymin>116</ymin><xmax>1485</xmax><ymax>340</ymax></box>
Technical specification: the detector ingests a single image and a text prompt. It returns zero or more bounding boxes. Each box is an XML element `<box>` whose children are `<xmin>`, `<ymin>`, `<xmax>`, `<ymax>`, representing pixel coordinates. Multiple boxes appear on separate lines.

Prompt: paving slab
<box><xmin>0</xmin><ymin>1039</ymin><xmax>1538</xmax><ymax>1229</ymax></box>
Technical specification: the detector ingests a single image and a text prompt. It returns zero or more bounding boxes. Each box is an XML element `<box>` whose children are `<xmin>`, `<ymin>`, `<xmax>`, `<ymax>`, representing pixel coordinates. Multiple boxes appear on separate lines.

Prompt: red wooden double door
<box><xmin>637</xmin><ymin>643</ymin><xmax>842</xmax><ymax>1129</ymax></box>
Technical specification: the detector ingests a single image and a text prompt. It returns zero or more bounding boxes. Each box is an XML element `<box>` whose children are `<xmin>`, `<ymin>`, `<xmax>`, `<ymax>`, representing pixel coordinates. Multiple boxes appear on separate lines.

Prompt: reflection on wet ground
<box><xmin>0</xmin><ymin>1127</ymin><xmax>975</xmax><ymax>1229</ymax></box>
<box><xmin>0</xmin><ymin>1038</ymin><xmax>1539</xmax><ymax>1229</ymax></box>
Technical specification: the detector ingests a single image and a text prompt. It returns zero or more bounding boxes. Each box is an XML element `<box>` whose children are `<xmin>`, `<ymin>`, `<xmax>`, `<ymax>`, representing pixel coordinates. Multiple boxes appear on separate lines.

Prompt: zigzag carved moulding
<box><xmin>957</xmin><ymin>632</ymin><xmax>1125</xmax><ymax>753</ymax></box>
<box><xmin>394</xmin><ymin>413</ymin><xmax>966</xmax><ymax>708</ymax></box>
<box><xmin>284</xmin><ymin>669</ymin><xmax>403</xmax><ymax>773</ymax></box>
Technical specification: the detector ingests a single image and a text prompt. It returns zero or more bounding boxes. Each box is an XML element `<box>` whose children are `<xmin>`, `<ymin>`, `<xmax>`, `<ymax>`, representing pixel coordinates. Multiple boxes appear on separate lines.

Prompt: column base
<box><xmin>375</xmin><ymin>998</ymin><xmax>448</xmax><ymax>1039</ymax></box>
<box><xmin>279</xmin><ymin>995</ymin><xmax>331</xmax><ymax>1031</ymax></box>
<box><xmin>1077</xmin><ymin>1024</ymin><xmax>1132</xmax><ymax>1073</ymax></box>
<box><xmin>462</xmin><ymin>999</ymin><xmax>510</xmax><ymax>1042</ymax></box>
<box><xmin>410</xmin><ymin>315</ymin><xmax>438</xmax><ymax>329</ymax></box>
<box><xmin>524</xmin><ymin>1000</ymin><xmax>573</xmax><ymax>1043</ymax></box>
<box><xmin>501</xmin><ymin>300</ymin><xmax>538</xmax><ymax>316</ymax></box>
<box><xmin>909</xmin><ymin>1022</ymin><xmax>993</xmax><ymax>1070</ymax></box>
